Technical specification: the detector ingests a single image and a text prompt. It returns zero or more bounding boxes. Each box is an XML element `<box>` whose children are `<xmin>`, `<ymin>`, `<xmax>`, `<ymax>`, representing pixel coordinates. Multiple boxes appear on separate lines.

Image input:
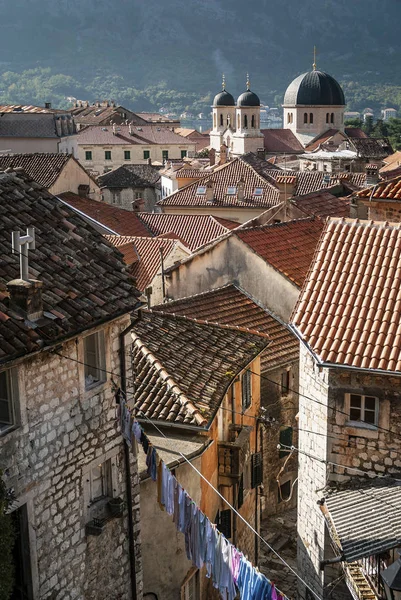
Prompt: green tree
<box><xmin>363</xmin><ymin>115</ymin><xmax>374</xmax><ymax>136</ymax></box>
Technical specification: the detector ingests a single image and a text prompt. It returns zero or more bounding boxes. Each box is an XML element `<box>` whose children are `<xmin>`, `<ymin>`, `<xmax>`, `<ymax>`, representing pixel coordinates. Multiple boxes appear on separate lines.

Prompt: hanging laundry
<box><xmin>146</xmin><ymin>446</ymin><xmax>157</xmax><ymax>481</ymax></box>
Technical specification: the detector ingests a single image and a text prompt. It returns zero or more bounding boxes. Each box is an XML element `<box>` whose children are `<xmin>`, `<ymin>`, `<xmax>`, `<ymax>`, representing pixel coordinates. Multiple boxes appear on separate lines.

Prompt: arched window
<box><xmin>287</xmin><ymin>113</ymin><xmax>291</xmax><ymax>124</ymax></box>
<box><xmin>244</xmin><ymin>115</ymin><xmax>248</xmax><ymax>128</ymax></box>
<box><xmin>310</xmin><ymin>113</ymin><xmax>313</xmax><ymax>124</ymax></box>
<box><xmin>304</xmin><ymin>112</ymin><xmax>308</xmax><ymax>124</ymax></box>
<box><xmin>331</xmin><ymin>113</ymin><xmax>334</xmax><ymax>124</ymax></box>
<box><xmin>220</xmin><ymin>114</ymin><xmax>223</xmax><ymax>127</ymax></box>
<box><xmin>251</xmin><ymin>115</ymin><xmax>255</xmax><ymax>128</ymax></box>
<box><xmin>341</xmin><ymin>113</ymin><xmax>344</xmax><ymax>124</ymax></box>
<box><xmin>237</xmin><ymin>114</ymin><xmax>240</xmax><ymax>129</ymax></box>
<box><xmin>226</xmin><ymin>115</ymin><xmax>230</xmax><ymax>127</ymax></box>
<box><xmin>326</xmin><ymin>113</ymin><xmax>329</xmax><ymax>123</ymax></box>
<box><xmin>213</xmin><ymin>114</ymin><xmax>216</xmax><ymax>128</ymax></box>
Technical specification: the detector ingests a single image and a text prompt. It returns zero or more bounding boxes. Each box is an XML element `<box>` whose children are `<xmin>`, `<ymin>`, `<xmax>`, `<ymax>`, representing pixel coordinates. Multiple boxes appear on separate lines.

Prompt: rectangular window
<box><xmin>143</xmin><ymin>150</ymin><xmax>150</xmax><ymax>160</ymax></box>
<box><xmin>181</xmin><ymin>569</ymin><xmax>200</xmax><ymax>600</ymax></box>
<box><xmin>162</xmin><ymin>150</ymin><xmax>169</xmax><ymax>161</ymax></box>
<box><xmin>196</xmin><ymin>186</ymin><xmax>206</xmax><ymax>195</ymax></box>
<box><xmin>85</xmin><ymin>150</ymin><xmax>92</xmax><ymax>161</ymax></box>
<box><xmin>227</xmin><ymin>186</ymin><xmax>237</xmax><ymax>195</ymax></box>
<box><xmin>90</xmin><ymin>459</ymin><xmax>112</xmax><ymax>502</ymax></box>
<box><xmin>281</xmin><ymin>370</ymin><xmax>290</xmax><ymax>395</ymax></box>
<box><xmin>241</xmin><ymin>369</ymin><xmax>252</xmax><ymax>411</ymax></box>
<box><xmin>251</xmin><ymin>452</ymin><xmax>263</xmax><ymax>488</ymax></box>
<box><xmin>349</xmin><ymin>393</ymin><xmax>379</xmax><ymax>426</ymax></box>
<box><xmin>0</xmin><ymin>369</ymin><xmax>17</xmax><ymax>432</ymax></box>
<box><xmin>104</xmin><ymin>150</ymin><xmax>112</xmax><ymax>160</ymax></box>
<box><xmin>181</xmin><ymin>150</ymin><xmax>187</xmax><ymax>159</ymax></box>
<box><xmin>279</xmin><ymin>426</ymin><xmax>293</xmax><ymax>458</ymax></box>
<box><xmin>254</xmin><ymin>187</ymin><xmax>263</xmax><ymax>196</ymax></box>
<box><xmin>84</xmin><ymin>331</ymin><xmax>106</xmax><ymax>389</ymax></box>
<box><xmin>124</xmin><ymin>150</ymin><xmax>131</xmax><ymax>160</ymax></box>
<box><xmin>216</xmin><ymin>509</ymin><xmax>232</xmax><ymax>539</ymax></box>
<box><xmin>278</xmin><ymin>480</ymin><xmax>291</xmax><ymax>503</ymax></box>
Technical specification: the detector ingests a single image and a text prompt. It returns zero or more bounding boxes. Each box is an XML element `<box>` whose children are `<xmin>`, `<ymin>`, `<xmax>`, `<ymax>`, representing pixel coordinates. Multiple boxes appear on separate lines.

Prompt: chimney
<box><xmin>8</xmin><ymin>227</ymin><xmax>43</xmax><ymax>321</ymax></box>
<box><xmin>366</xmin><ymin>164</ymin><xmax>379</xmax><ymax>185</ymax></box>
<box><xmin>237</xmin><ymin>179</ymin><xmax>245</xmax><ymax>202</ymax></box>
<box><xmin>209</xmin><ymin>148</ymin><xmax>216</xmax><ymax>166</ymax></box>
<box><xmin>257</xmin><ymin>148</ymin><xmax>265</xmax><ymax>160</ymax></box>
<box><xmin>112</xmin><ymin>124</ymin><xmax>116</xmax><ymax>135</ymax></box>
<box><xmin>147</xmin><ymin>158</ymin><xmax>152</xmax><ymax>165</ymax></box>
<box><xmin>129</xmin><ymin>122</ymin><xmax>133</xmax><ymax>135</ymax></box>
<box><xmin>219</xmin><ymin>144</ymin><xmax>227</xmax><ymax>165</ymax></box>
<box><xmin>205</xmin><ymin>181</ymin><xmax>214</xmax><ymax>203</ymax></box>
<box><xmin>132</xmin><ymin>197</ymin><xmax>145</xmax><ymax>212</ymax></box>
<box><xmin>45</xmin><ymin>102</ymin><xmax>52</xmax><ymax>110</ymax></box>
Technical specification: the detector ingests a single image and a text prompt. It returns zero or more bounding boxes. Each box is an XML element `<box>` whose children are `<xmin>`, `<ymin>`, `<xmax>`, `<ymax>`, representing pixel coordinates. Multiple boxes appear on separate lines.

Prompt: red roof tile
<box><xmin>292</xmin><ymin>218</ymin><xmax>401</xmax><ymax>372</ymax></box>
<box><xmin>0</xmin><ymin>153</ymin><xmax>73</xmax><ymax>188</ymax></box>
<box><xmin>153</xmin><ymin>284</ymin><xmax>298</xmax><ymax>370</ymax></box>
<box><xmin>105</xmin><ymin>235</ymin><xmax>188</xmax><ymax>290</ymax></box>
<box><xmin>261</xmin><ymin>129</ymin><xmax>304</xmax><ymax>154</ymax></box>
<box><xmin>77</xmin><ymin>125</ymin><xmax>194</xmax><ymax>146</ymax></box>
<box><xmin>357</xmin><ymin>175</ymin><xmax>401</xmax><ymax>200</ymax></box>
<box><xmin>158</xmin><ymin>157</ymin><xmax>281</xmax><ymax>209</ymax></box>
<box><xmin>291</xmin><ymin>190</ymin><xmax>350</xmax><ymax>218</ymax></box>
<box><xmin>58</xmin><ymin>193</ymin><xmax>152</xmax><ymax>237</ymax></box>
<box><xmin>136</xmin><ymin>213</ymin><xmax>238</xmax><ymax>251</ymax></box>
<box><xmin>236</xmin><ymin>218</ymin><xmax>324</xmax><ymax>287</ymax></box>
<box><xmin>305</xmin><ymin>129</ymin><xmax>342</xmax><ymax>152</ymax></box>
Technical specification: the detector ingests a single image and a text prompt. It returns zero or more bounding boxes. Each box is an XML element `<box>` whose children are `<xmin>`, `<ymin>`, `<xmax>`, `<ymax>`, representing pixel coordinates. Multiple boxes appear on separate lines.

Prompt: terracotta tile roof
<box><xmin>261</xmin><ymin>129</ymin><xmax>304</xmax><ymax>154</ymax></box>
<box><xmin>105</xmin><ymin>235</ymin><xmax>188</xmax><ymax>291</ymax></box>
<box><xmin>136</xmin><ymin>213</ymin><xmax>238</xmax><ymax>251</ymax></box>
<box><xmin>291</xmin><ymin>190</ymin><xmax>350</xmax><ymax>218</ymax></box>
<box><xmin>138</xmin><ymin>113</ymin><xmax>179</xmax><ymax>123</ymax></box>
<box><xmin>153</xmin><ymin>284</ymin><xmax>298</xmax><ymax>370</ymax></box>
<box><xmin>304</xmin><ymin>129</ymin><xmax>341</xmax><ymax>152</ymax></box>
<box><xmin>351</xmin><ymin>137</ymin><xmax>393</xmax><ymax>159</ymax></box>
<box><xmin>294</xmin><ymin>172</ymin><xmax>367</xmax><ymax>198</ymax></box>
<box><xmin>291</xmin><ymin>218</ymin><xmax>401</xmax><ymax>372</ymax></box>
<box><xmin>380</xmin><ymin>151</ymin><xmax>401</xmax><ymax>173</ymax></box>
<box><xmin>240</xmin><ymin>152</ymin><xmax>284</xmax><ymax>178</ymax></box>
<box><xmin>58</xmin><ymin>193</ymin><xmax>152</xmax><ymax>237</ymax></box>
<box><xmin>356</xmin><ymin>175</ymin><xmax>401</xmax><ymax>200</ymax></box>
<box><xmin>158</xmin><ymin>157</ymin><xmax>281</xmax><ymax>209</ymax></box>
<box><xmin>77</xmin><ymin>125</ymin><xmax>193</xmax><ymax>146</ymax></box>
<box><xmin>0</xmin><ymin>113</ymin><xmax>76</xmax><ymax>138</ymax></box>
<box><xmin>236</xmin><ymin>218</ymin><xmax>324</xmax><ymax>287</ymax></box>
<box><xmin>71</xmin><ymin>104</ymin><xmax>147</xmax><ymax>126</ymax></box>
<box><xmin>131</xmin><ymin>310</ymin><xmax>269</xmax><ymax>426</ymax></box>
<box><xmin>0</xmin><ymin>104</ymin><xmax>68</xmax><ymax>114</ymax></box>
<box><xmin>344</xmin><ymin>127</ymin><xmax>368</xmax><ymax>139</ymax></box>
<box><xmin>0</xmin><ymin>153</ymin><xmax>72</xmax><ymax>188</ymax></box>
<box><xmin>98</xmin><ymin>164</ymin><xmax>161</xmax><ymax>189</ymax></box>
<box><xmin>0</xmin><ymin>170</ymin><xmax>140</xmax><ymax>365</ymax></box>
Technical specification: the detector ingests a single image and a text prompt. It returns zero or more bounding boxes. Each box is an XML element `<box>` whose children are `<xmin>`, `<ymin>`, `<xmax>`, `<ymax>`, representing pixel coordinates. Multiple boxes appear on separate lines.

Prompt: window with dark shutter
<box><xmin>217</xmin><ymin>509</ymin><xmax>232</xmax><ymax>539</ymax></box>
<box><xmin>251</xmin><ymin>452</ymin><xmax>263</xmax><ymax>488</ymax></box>
<box><xmin>279</xmin><ymin>426</ymin><xmax>293</xmax><ymax>459</ymax></box>
<box><xmin>238</xmin><ymin>474</ymin><xmax>244</xmax><ymax>509</ymax></box>
<box><xmin>242</xmin><ymin>369</ymin><xmax>252</xmax><ymax>410</ymax></box>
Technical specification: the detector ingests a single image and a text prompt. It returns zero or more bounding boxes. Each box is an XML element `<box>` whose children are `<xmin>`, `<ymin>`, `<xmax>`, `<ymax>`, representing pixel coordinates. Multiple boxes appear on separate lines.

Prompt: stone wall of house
<box><xmin>260</xmin><ymin>360</ymin><xmax>299</xmax><ymax>516</ymax></box>
<box><xmin>102</xmin><ymin>186</ymin><xmax>158</xmax><ymax>212</ymax></box>
<box><xmin>297</xmin><ymin>344</ymin><xmax>329</xmax><ymax>600</ymax></box>
<box><xmin>327</xmin><ymin>368</ymin><xmax>401</xmax><ymax>482</ymax></box>
<box><xmin>0</xmin><ymin>315</ymin><xmax>142</xmax><ymax>600</ymax></box>
<box><xmin>363</xmin><ymin>201</ymin><xmax>401</xmax><ymax>223</ymax></box>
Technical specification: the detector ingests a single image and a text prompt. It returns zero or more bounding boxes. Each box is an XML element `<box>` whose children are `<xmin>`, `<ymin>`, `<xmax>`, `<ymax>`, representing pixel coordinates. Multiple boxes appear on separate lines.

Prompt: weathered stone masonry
<box><xmin>0</xmin><ymin>316</ymin><xmax>142</xmax><ymax>600</ymax></box>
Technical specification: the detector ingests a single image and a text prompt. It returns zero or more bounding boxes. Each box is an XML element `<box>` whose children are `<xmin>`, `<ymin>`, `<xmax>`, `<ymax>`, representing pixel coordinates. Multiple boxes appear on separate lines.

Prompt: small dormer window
<box><xmin>227</xmin><ymin>186</ymin><xmax>237</xmax><ymax>195</ymax></box>
<box><xmin>196</xmin><ymin>186</ymin><xmax>207</xmax><ymax>195</ymax></box>
<box><xmin>254</xmin><ymin>187</ymin><xmax>263</xmax><ymax>196</ymax></box>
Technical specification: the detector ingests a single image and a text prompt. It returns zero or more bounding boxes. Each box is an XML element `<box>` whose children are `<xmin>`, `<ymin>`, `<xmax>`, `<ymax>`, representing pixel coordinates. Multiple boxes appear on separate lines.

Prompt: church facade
<box><xmin>209</xmin><ymin>67</ymin><xmax>346</xmax><ymax>157</ymax></box>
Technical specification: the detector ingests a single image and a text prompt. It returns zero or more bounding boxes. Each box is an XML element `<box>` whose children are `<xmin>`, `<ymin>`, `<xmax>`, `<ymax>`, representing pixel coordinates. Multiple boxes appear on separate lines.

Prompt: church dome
<box><xmin>237</xmin><ymin>90</ymin><xmax>260</xmax><ymax>107</ymax></box>
<box><xmin>283</xmin><ymin>70</ymin><xmax>345</xmax><ymax>106</ymax></box>
<box><xmin>213</xmin><ymin>89</ymin><xmax>235</xmax><ymax>107</ymax></box>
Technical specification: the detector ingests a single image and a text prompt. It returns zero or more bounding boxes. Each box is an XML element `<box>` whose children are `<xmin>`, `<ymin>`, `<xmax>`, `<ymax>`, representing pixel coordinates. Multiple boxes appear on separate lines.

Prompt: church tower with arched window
<box><xmin>231</xmin><ymin>75</ymin><xmax>264</xmax><ymax>157</ymax></box>
<box><xmin>210</xmin><ymin>76</ymin><xmax>236</xmax><ymax>154</ymax></box>
<box><xmin>283</xmin><ymin>57</ymin><xmax>346</xmax><ymax>146</ymax></box>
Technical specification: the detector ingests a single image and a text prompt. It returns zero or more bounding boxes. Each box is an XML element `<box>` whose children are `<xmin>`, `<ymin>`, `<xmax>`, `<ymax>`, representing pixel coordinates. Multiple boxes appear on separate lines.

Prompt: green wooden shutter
<box><xmin>251</xmin><ymin>452</ymin><xmax>263</xmax><ymax>488</ymax></box>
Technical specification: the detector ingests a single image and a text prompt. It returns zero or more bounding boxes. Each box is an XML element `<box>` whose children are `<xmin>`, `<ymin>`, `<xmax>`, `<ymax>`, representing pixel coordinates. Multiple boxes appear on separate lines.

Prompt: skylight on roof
<box><xmin>227</xmin><ymin>186</ymin><xmax>237</xmax><ymax>195</ymax></box>
<box><xmin>254</xmin><ymin>187</ymin><xmax>263</xmax><ymax>196</ymax></box>
<box><xmin>197</xmin><ymin>186</ymin><xmax>207</xmax><ymax>195</ymax></box>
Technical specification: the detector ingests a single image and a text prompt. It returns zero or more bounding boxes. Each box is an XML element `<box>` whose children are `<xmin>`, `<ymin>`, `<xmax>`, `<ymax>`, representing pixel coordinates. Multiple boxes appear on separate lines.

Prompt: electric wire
<box><xmin>135</xmin><ymin>405</ymin><xmax>323</xmax><ymax>600</ymax></box>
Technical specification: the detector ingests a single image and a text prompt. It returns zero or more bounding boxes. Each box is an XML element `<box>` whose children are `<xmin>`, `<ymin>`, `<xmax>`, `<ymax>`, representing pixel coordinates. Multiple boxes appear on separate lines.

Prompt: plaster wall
<box><xmin>160</xmin><ymin>204</ymin><xmax>268</xmax><ymax>223</ymax></box>
<box><xmin>0</xmin><ymin>315</ymin><xmax>142</xmax><ymax>600</ymax></box>
<box><xmin>0</xmin><ymin>137</ymin><xmax>63</xmax><ymax>154</ymax></box>
<box><xmin>283</xmin><ymin>106</ymin><xmax>345</xmax><ymax>143</ymax></box>
<box><xmin>166</xmin><ymin>235</ymin><xmax>300</xmax><ymax>321</ymax></box>
<box><xmin>49</xmin><ymin>158</ymin><xmax>101</xmax><ymax>201</ymax></box>
<box><xmin>102</xmin><ymin>186</ymin><xmax>158</xmax><ymax>212</ymax></box>
<box><xmin>78</xmin><ymin>142</ymin><xmax>195</xmax><ymax>176</ymax></box>
<box><xmin>148</xmin><ymin>245</ymin><xmax>191</xmax><ymax>306</ymax></box>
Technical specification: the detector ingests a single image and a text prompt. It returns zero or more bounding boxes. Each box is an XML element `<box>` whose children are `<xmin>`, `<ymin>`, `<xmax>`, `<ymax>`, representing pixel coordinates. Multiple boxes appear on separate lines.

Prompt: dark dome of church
<box><xmin>237</xmin><ymin>90</ymin><xmax>260</xmax><ymax>107</ymax></box>
<box><xmin>283</xmin><ymin>70</ymin><xmax>345</xmax><ymax>106</ymax></box>
<box><xmin>213</xmin><ymin>90</ymin><xmax>235</xmax><ymax>107</ymax></box>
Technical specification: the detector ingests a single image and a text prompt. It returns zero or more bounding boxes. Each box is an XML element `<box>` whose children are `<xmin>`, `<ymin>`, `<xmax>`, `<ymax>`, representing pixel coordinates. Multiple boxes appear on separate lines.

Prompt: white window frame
<box><xmin>89</xmin><ymin>459</ymin><xmax>112</xmax><ymax>503</ymax></box>
<box><xmin>181</xmin><ymin>568</ymin><xmax>199</xmax><ymax>600</ymax></box>
<box><xmin>346</xmin><ymin>393</ymin><xmax>379</xmax><ymax>427</ymax></box>
<box><xmin>0</xmin><ymin>368</ymin><xmax>18</xmax><ymax>434</ymax></box>
<box><xmin>241</xmin><ymin>369</ymin><xmax>252</xmax><ymax>411</ymax></box>
<box><xmin>83</xmin><ymin>331</ymin><xmax>106</xmax><ymax>390</ymax></box>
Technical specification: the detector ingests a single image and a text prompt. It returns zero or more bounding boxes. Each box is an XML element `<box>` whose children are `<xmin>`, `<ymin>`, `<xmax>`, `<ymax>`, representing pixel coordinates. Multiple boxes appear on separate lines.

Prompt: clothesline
<box><xmin>117</xmin><ymin>394</ymin><xmax>290</xmax><ymax>600</ymax></box>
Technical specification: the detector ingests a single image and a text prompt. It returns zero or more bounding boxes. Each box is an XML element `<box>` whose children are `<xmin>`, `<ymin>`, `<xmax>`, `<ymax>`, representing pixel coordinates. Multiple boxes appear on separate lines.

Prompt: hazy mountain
<box><xmin>0</xmin><ymin>0</ymin><xmax>399</xmax><ymax>106</ymax></box>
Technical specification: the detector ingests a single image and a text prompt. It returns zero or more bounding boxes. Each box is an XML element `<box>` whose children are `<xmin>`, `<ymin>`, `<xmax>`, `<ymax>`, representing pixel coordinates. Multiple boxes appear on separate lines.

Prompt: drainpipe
<box><xmin>254</xmin><ymin>417</ymin><xmax>261</xmax><ymax>565</ymax></box>
<box><xmin>159</xmin><ymin>247</ymin><xmax>166</xmax><ymax>302</ymax></box>
<box><xmin>119</xmin><ymin>314</ymin><xmax>141</xmax><ymax>600</ymax></box>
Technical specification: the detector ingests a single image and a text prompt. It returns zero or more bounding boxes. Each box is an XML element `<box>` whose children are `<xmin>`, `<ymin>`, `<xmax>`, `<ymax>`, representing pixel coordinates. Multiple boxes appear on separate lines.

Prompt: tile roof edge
<box><xmin>164</xmin><ymin>230</ymin><xmax>233</xmax><ymax>274</ymax></box>
<box><xmin>131</xmin><ymin>335</ymin><xmax>208</xmax><ymax>426</ymax></box>
<box><xmin>232</xmin><ymin>283</ymin><xmax>291</xmax><ymax>328</ymax></box>
<box><xmin>237</xmin><ymin>156</ymin><xmax>281</xmax><ymax>192</ymax></box>
<box><xmin>56</xmin><ymin>196</ymin><xmax>120</xmax><ymax>235</ymax></box>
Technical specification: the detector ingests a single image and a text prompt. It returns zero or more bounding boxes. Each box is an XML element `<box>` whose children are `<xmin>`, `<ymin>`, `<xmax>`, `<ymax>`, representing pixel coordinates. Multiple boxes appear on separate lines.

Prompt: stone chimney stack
<box><xmin>8</xmin><ymin>227</ymin><xmax>43</xmax><ymax>321</ymax></box>
<box><xmin>132</xmin><ymin>197</ymin><xmax>145</xmax><ymax>212</ymax></box>
<box><xmin>219</xmin><ymin>144</ymin><xmax>228</xmax><ymax>165</ymax></box>
<box><xmin>205</xmin><ymin>181</ymin><xmax>214</xmax><ymax>203</ymax></box>
<box><xmin>237</xmin><ymin>179</ymin><xmax>245</xmax><ymax>202</ymax></box>
<box><xmin>209</xmin><ymin>148</ymin><xmax>216</xmax><ymax>167</ymax></box>
<box><xmin>366</xmin><ymin>164</ymin><xmax>379</xmax><ymax>186</ymax></box>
